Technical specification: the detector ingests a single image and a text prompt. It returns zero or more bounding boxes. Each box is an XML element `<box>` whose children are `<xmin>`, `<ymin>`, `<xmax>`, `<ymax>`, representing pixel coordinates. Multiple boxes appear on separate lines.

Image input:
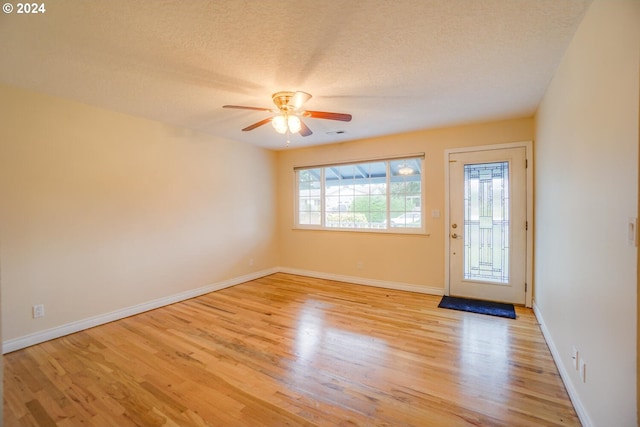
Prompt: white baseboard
<box><xmin>3</xmin><ymin>269</ymin><xmax>593</xmax><ymax>426</ymax></box>
<box><xmin>533</xmin><ymin>301</ymin><xmax>592</xmax><ymax>427</ymax></box>
<box><xmin>2</xmin><ymin>267</ymin><xmax>279</xmax><ymax>354</ymax></box>
<box><xmin>3</xmin><ymin>267</ymin><xmax>442</xmax><ymax>354</ymax></box>
<box><xmin>278</xmin><ymin>267</ymin><xmax>444</xmax><ymax>296</ymax></box>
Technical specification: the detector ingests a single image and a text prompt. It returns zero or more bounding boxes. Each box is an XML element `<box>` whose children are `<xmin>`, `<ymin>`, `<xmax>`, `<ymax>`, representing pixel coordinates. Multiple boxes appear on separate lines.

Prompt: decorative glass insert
<box><xmin>463</xmin><ymin>162</ymin><xmax>510</xmax><ymax>283</ymax></box>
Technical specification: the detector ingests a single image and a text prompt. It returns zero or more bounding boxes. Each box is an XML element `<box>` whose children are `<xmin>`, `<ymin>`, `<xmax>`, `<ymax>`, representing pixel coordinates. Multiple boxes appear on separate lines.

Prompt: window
<box><xmin>295</xmin><ymin>155</ymin><xmax>424</xmax><ymax>233</ymax></box>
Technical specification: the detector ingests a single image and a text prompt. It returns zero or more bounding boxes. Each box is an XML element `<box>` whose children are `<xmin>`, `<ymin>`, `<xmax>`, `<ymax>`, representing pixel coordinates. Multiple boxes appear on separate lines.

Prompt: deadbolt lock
<box><xmin>452</xmin><ymin>223</ymin><xmax>457</xmax><ymax>229</ymax></box>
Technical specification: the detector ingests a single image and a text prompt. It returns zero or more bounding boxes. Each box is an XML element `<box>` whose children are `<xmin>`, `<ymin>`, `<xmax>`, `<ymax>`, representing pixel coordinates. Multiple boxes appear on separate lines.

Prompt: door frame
<box><xmin>444</xmin><ymin>141</ymin><xmax>533</xmax><ymax>308</ymax></box>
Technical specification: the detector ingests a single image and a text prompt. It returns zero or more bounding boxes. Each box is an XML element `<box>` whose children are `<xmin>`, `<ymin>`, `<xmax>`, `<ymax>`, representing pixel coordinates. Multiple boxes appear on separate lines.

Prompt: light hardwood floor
<box><xmin>4</xmin><ymin>273</ymin><xmax>579</xmax><ymax>426</ymax></box>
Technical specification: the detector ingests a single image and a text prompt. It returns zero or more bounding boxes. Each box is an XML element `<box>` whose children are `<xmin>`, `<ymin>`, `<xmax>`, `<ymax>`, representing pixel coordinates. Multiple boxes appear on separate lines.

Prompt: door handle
<box><xmin>451</xmin><ymin>233</ymin><xmax>462</xmax><ymax>239</ymax></box>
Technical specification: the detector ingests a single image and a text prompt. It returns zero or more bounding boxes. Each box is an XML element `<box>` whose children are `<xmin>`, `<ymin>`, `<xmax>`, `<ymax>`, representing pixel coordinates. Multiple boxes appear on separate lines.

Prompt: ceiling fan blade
<box><xmin>242</xmin><ymin>117</ymin><xmax>272</xmax><ymax>131</ymax></box>
<box><xmin>291</xmin><ymin>91</ymin><xmax>312</xmax><ymax>110</ymax></box>
<box><xmin>303</xmin><ymin>110</ymin><xmax>352</xmax><ymax>122</ymax></box>
<box><xmin>223</xmin><ymin>105</ymin><xmax>273</xmax><ymax>112</ymax></box>
<box><xmin>299</xmin><ymin>119</ymin><xmax>313</xmax><ymax>137</ymax></box>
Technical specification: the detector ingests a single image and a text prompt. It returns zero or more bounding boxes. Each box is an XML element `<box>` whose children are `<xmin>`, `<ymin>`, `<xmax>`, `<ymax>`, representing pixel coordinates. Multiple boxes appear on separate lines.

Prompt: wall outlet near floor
<box><xmin>356</xmin><ymin>261</ymin><xmax>364</xmax><ymax>270</ymax></box>
<box><xmin>33</xmin><ymin>304</ymin><xmax>45</xmax><ymax>319</ymax></box>
<box><xmin>249</xmin><ymin>258</ymin><xmax>254</xmax><ymax>266</ymax></box>
<box><xmin>571</xmin><ymin>346</ymin><xmax>579</xmax><ymax>370</ymax></box>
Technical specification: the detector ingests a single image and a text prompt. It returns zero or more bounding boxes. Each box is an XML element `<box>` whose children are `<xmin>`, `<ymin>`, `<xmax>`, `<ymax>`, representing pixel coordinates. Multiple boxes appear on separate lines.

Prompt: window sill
<box><xmin>292</xmin><ymin>226</ymin><xmax>430</xmax><ymax>237</ymax></box>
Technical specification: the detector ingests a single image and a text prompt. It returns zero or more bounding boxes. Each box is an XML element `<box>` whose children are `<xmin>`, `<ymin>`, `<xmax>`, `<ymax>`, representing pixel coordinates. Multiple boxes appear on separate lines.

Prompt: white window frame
<box><xmin>294</xmin><ymin>154</ymin><xmax>426</xmax><ymax>234</ymax></box>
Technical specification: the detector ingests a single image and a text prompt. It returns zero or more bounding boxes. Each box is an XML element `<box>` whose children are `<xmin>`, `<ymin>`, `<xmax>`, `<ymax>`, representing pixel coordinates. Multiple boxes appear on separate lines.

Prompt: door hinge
<box><xmin>525</xmin><ymin>221</ymin><xmax>528</xmax><ymax>231</ymax></box>
<box><xmin>525</xmin><ymin>159</ymin><xmax>528</xmax><ymax>168</ymax></box>
<box><xmin>525</xmin><ymin>283</ymin><xmax>528</xmax><ymax>292</ymax></box>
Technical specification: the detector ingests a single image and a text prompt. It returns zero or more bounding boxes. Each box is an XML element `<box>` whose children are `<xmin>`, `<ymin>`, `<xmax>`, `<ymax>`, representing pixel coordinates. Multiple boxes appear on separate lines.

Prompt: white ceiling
<box><xmin>0</xmin><ymin>0</ymin><xmax>591</xmax><ymax>150</ymax></box>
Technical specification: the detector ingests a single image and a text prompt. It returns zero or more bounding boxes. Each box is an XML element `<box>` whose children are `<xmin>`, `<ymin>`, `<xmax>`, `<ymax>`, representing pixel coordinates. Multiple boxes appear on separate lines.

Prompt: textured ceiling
<box><xmin>0</xmin><ymin>0</ymin><xmax>591</xmax><ymax>150</ymax></box>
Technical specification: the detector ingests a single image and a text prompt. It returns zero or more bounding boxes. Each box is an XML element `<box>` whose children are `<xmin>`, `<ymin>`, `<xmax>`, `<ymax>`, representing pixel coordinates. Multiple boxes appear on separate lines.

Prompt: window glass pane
<box><xmin>353</xmin><ymin>195</ymin><xmax>370</xmax><ymax>212</ymax></box>
<box><xmin>388</xmin><ymin>159</ymin><xmax>422</xmax><ymax>228</ymax></box>
<box><xmin>324</xmin><ymin>161</ymin><xmax>386</xmax><ymax>230</ymax></box>
<box><xmin>297</xmin><ymin>157</ymin><xmax>422</xmax><ymax>232</ymax></box>
<box><xmin>297</xmin><ymin>168</ymin><xmax>321</xmax><ymax>225</ymax></box>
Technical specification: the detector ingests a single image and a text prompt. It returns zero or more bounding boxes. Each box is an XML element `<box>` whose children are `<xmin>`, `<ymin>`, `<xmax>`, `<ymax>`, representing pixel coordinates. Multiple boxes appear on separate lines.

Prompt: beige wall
<box><xmin>277</xmin><ymin>118</ymin><xmax>533</xmax><ymax>290</ymax></box>
<box><xmin>535</xmin><ymin>0</ymin><xmax>639</xmax><ymax>425</ymax></box>
<box><xmin>0</xmin><ymin>233</ymin><xmax>2</xmax><ymax>422</ymax></box>
<box><xmin>0</xmin><ymin>85</ymin><xmax>279</xmax><ymax>343</ymax></box>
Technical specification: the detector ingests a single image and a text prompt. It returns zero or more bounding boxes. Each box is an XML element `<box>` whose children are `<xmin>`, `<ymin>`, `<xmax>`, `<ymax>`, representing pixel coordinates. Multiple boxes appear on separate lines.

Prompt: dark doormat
<box><xmin>438</xmin><ymin>296</ymin><xmax>516</xmax><ymax>319</ymax></box>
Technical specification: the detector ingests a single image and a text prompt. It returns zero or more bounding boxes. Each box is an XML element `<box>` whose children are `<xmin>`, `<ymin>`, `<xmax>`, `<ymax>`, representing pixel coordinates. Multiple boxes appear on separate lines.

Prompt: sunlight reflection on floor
<box><xmin>460</xmin><ymin>315</ymin><xmax>511</xmax><ymax>404</ymax></box>
<box><xmin>294</xmin><ymin>300</ymin><xmax>388</xmax><ymax>362</ymax></box>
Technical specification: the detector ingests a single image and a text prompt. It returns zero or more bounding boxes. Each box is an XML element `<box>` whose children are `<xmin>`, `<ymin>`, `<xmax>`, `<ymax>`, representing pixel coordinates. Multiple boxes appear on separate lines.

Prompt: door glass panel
<box><xmin>463</xmin><ymin>162</ymin><xmax>509</xmax><ymax>283</ymax></box>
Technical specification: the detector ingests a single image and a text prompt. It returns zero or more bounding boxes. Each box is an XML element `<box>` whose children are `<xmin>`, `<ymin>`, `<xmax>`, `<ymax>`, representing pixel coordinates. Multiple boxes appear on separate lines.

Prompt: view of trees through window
<box><xmin>297</xmin><ymin>157</ymin><xmax>423</xmax><ymax>231</ymax></box>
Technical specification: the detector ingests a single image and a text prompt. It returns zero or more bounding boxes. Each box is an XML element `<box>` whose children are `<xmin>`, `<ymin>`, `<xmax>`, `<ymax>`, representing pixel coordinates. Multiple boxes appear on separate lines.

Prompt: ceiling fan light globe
<box><xmin>272</xmin><ymin>115</ymin><xmax>288</xmax><ymax>134</ymax></box>
<box><xmin>287</xmin><ymin>116</ymin><xmax>302</xmax><ymax>133</ymax></box>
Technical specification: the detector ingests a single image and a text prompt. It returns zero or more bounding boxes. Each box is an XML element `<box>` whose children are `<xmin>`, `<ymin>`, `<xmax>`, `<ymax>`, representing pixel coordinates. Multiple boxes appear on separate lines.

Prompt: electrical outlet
<box><xmin>33</xmin><ymin>304</ymin><xmax>45</xmax><ymax>319</ymax></box>
<box><xmin>249</xmin><ymin>258</ymin><xmax>254</xmax><ymax>266</ymax></box>
<box><xmin>629</xmin><ymin>217</ymin><xmax>638</xmax><ymax>247</ymax></box>
<box><xmin>572</xmin><ymin>346</ymin><xmax>579</xmax><ymax>370</ymax></box>
<box><xmin>579</xmin><ymin>358</ymin><xmax>587</xmax><ymax>383</ymax></box>
<box><xmin>356</xmin><ymin>261</ymin><xmax>364</xmax><ymax>270</ymax></box>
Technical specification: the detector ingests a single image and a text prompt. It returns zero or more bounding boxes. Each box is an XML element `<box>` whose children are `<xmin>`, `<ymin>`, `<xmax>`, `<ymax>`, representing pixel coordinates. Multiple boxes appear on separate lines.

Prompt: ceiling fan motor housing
<box><xmin>272</xmin><ymin>91</ymin><xmax>311</xmax><ymax>113</ymax></box>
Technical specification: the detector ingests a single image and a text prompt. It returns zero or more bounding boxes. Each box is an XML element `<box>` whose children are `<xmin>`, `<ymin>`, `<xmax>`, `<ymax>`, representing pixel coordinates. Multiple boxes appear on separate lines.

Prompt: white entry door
<box><xmin>448</xmin><ymin>147</ymin><xmax>527</xmax><ymax>305</ymax></box>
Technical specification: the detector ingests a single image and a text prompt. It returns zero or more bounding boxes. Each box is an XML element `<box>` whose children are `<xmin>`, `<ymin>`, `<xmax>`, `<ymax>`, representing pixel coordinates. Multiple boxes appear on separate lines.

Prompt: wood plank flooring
<box><xmin>4</xmin><ymin>273</ymin><xmax>579</xmax><ymax>426</ymax></box>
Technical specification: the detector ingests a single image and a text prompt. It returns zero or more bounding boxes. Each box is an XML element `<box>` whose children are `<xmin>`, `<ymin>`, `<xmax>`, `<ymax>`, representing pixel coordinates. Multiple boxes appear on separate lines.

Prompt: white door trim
<box><xmin>444</xmin><ymin>141</ymin><xmax>533</xmax><ymax>308</ymax></box>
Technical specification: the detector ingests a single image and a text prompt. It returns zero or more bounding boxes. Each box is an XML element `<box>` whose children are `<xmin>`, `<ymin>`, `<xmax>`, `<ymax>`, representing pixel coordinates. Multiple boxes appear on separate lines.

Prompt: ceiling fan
<box><xmin>223</xmin><ymin>91</ymin><xmax>352</xmax><ymax>137</ymax></box>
